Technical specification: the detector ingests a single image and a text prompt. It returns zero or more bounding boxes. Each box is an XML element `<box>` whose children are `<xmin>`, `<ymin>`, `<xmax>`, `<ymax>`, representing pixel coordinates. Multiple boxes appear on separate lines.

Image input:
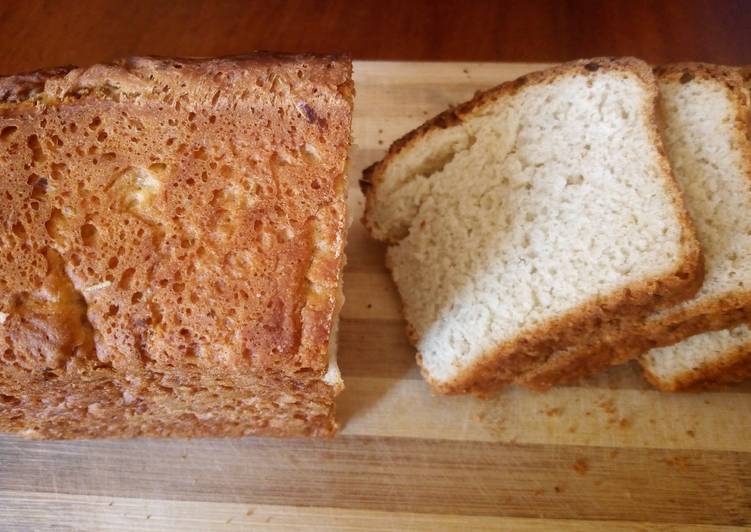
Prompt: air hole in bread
<box><xmin>679</xmin><ymin>71</ymin><xmax>694</xmax><ymax>84</ymax></box>
<box><xmin>0</xmin><ymin>125</ymin><xmax>18</xmax><ymax>141</ymax></box>
<box><xmin>27</xmin><ymin>134</ymin><xmax>45</xmax><ymax>162</ymax></box>
<box><xmin>11</xmin><ymin>222</ymin><xmax>26</xmax><ymax>239</ymax></box>
<box><xmin>80</xmin><ymin>223</ymin><xmax>97</xmax><ymax>246</ymax></box>
<box><xmin>192</xmin><ymin>147</ymin><xmax>208</xmax><ymax>160</ymax></box>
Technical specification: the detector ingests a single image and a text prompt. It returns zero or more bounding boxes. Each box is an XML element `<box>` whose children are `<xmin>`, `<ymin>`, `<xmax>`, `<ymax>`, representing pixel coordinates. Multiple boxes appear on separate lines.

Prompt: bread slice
<box><xmin>361</xmin><ymin>58</ymin><xmax>702</xmax><ymax>394</ymax></box>
<box><xmin>637</xmin><ymin>65</ymin><xmax>751</xmax><ymax>391</ymax></box>
<box><xmin>0</xmin><ymin>54</ymin><xmax>353</xmax><ymax>438</ymax></box>
<box><xmin>522</xmin><ymin>63</ymin><xmax>751</xmax><ymax>390</ymax></box>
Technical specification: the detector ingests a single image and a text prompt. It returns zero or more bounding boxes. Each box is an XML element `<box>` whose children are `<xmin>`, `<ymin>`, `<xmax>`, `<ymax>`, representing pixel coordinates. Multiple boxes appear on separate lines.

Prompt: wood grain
<box><xmin>4</xmin><ymin>492</ymin><xmax>743</xmax><ymax>532</ymax></box>
<box><xmin>2</xmin><ymin>436</ymin><xmax>751</xmax><ymax>526</ymax></box>
<box><xmin>2</xmin><ymin>60</ymin><xmax>750</xmax><ymax>530</ymax></box>
<box><xmin>0</xmin><ymin>0</ymin><xmax>749</xmax><ymax>74</ymax></box>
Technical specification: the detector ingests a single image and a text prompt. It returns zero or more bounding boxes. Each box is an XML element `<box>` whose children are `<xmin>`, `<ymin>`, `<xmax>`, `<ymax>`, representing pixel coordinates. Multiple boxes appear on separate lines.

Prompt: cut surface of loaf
<box><xmin>361</xmin><ymin>58</ymin><xmax>701</xmax><ymax>394</ymax></box>
<box><xmin>523</xmin><ymin>63</ymin><xmax>751</xmax><ymax>390</ymax></box>
<box><xmin>0</xmin><ymin>53</ymin><xmax>353</xmax><ymax>438</ymax></box>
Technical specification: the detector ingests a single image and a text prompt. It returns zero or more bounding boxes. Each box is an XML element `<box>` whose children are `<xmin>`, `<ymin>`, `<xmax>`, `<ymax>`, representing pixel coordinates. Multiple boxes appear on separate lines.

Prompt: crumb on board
<box><xmin>554</xmin><ymin>485</ymin><xmax>563</xmax><ymax>493</ymax></box>
<box><xmin>663</xmin><ymin>455</ymin><xmax>691</xmax><ymax>471</ymax></box>
<box><xmin>619</xmin><ymin>417</ymin><xmax>632</xmax><ymax>429</ymax></box>
<box><xmin>686</xmin><ymin>429</ymin><xmax>695</xmax><ymax>438</ymax></box>
<box><xmin>543</xmin><ymin>407</ymin><xmax>564</xmax><ymax>417</ymax></box>
<box><xmin>573</xmin><ymin>458</ymin><xmax>588</xmax><ymax>475</ymax></box>
<box><xmin>597</xmin><ymin>398</ymin><xmax>617</xmax><ymax>415</ymax></box>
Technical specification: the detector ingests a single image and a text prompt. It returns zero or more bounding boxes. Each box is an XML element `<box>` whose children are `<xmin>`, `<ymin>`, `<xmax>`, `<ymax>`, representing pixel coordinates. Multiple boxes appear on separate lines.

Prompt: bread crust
<box><xmin>0</xmin><ymin>53</ymin><xmax>353</xmax><ymax>438</ymax></box>
<box><xmin>361</xmin><ymin>58</ymin><xmax>703</xmax><ymax>395</ymax></box>
<box><xmin>523</xmin><ymin>63</ymin><xmax>751</xmax><ymax>391</ymax></box>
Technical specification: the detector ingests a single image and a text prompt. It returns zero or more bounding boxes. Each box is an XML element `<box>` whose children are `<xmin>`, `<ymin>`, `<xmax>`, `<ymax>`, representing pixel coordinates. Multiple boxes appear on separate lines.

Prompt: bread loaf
<box><xmin>0</xmin><ymin>53</ymin><xmax>353</xmax><ymax>438</ymax></box>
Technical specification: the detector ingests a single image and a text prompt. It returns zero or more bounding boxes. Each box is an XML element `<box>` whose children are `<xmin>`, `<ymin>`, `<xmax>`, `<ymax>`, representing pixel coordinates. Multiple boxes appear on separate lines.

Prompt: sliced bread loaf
<box><xmin>361</xmin><ymin>58</ymin><xmax>702</xmax><ymax>394</ymax></box>
<box><xmin>522</xmin><ymin>63</ymin><xmax>751</xmax><ymax>390</ymax></box>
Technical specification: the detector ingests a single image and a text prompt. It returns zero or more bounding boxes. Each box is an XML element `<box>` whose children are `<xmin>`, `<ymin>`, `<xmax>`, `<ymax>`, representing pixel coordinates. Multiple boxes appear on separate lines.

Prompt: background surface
<box><xmin>1</xmin><ymin>0</ymin><xmax>750</xmax><ymax>73</ymax></box>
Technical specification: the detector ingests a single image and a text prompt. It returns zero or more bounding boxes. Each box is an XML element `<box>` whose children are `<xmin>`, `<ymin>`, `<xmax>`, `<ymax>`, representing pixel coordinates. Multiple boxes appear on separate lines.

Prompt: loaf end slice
<box><xmin>362</xmin><ymin>58</ymin><xmax>702</xmax><ymax>394</ymax></box>
<box><xmin>641</xmin><ymin>324</ymin><xmax>751</xmax><ymax>391</ymax></box>
<box><xmin>0</xmin><ymin>53</ymin><xmax>353</xmax><ymax>438</ymax></box>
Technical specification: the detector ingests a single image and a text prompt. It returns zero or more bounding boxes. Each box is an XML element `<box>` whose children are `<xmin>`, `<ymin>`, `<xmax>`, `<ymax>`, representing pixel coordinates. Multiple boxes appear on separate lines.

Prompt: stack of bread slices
<box><xmin>362</xmin><ymin>58</ymin><xmax>751</xmax><ymax>394</ymax></box>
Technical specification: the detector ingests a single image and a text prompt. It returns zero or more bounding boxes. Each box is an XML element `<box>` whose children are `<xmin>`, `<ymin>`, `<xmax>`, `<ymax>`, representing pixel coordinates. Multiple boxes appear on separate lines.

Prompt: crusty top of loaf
<box><xmin>0</xmin><ymin>53</ymin><xmax>353</xmax><ymax>382</ymax></box>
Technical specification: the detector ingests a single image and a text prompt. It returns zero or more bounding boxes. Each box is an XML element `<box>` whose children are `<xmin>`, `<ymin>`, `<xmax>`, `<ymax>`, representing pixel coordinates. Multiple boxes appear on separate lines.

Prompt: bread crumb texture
<box><xmin>362</xmin><ymin>58</ymin><xmax>700</xmax><ymax>393</ymax></box>
<box><xmin>652</xmin><ymin>65</ymin><xmax>751</xmax><ymax>319</ymax></box>
<box><xmin>638</xmin><ymin>65</ymin><xmax>751</xmax><ymax>391</ymax></box>
<box><xmin>0</xmin><ymin>54</ymin><xmax>353</xmax><ymax>438</ymax></box>
<box><xmin>526</xmin><ymin>65</ymin><xmax>751</xmax><ymax>391</ymax></box>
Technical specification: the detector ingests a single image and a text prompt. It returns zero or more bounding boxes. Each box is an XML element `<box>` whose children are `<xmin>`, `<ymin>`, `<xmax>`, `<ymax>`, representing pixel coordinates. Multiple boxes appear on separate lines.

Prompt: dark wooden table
<box><xmin>0</xmin><ymin>0</ymin><xmax>749</xmax><ymax>73</ymax></box>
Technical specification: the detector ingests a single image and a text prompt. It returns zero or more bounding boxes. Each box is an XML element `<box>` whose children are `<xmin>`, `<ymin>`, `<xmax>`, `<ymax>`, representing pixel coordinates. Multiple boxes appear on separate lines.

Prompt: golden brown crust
<box><xmin>361</xmin><ymin>57</ymin><xmax>702</xmax><ymax>395</ymax></box>
<box><xmin>0</xmin><ymin>365</ymin><xmax>338</xmax><ymax>438</ymax></box>
<box><xmin>0</xmin><ymin>53</ymin><xmax>352</xmax><ymax>438</ymax></box>
<box><xmin>522</xmin><ymin>297</ymin><xmax>751</xmax><ymax>391</ymax></box>
<box><xmin>521</xmin><ymin>63</ymin><xmax>751</xmax><ymax>391</ymax></box>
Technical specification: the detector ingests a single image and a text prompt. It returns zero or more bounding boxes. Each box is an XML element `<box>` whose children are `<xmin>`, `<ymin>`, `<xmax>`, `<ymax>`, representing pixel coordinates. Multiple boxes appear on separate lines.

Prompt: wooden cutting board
<box><xmin>1</xmin><ymin>61</ymin><xmax>750</xmax><ymax>531</ymax></box>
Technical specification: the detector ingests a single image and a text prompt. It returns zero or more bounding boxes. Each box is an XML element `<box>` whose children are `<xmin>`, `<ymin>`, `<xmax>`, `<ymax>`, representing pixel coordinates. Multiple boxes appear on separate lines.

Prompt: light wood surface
<box><xmin>2</xmin><ymin>61</ymin><xmax>750</xmax><ymax>531</ymax></box>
